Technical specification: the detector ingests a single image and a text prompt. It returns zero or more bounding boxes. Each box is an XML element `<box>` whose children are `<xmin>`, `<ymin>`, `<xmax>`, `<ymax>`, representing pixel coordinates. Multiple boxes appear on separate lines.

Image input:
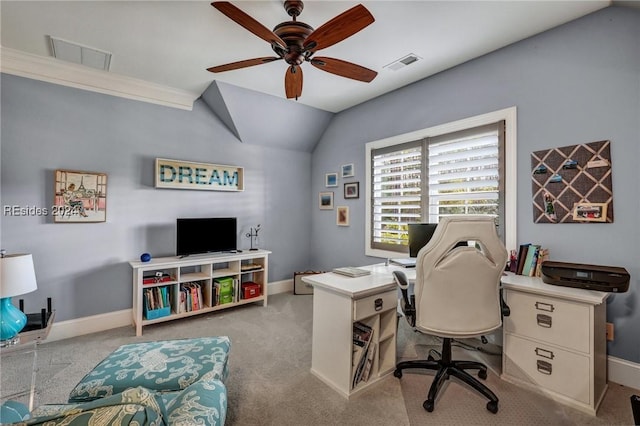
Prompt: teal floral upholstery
<box><xmin>15</xmin><ymin>380</ymin><xmax>227</xmax><ymax>426</ymax></box>
<box><xmin>20</xmin><ymin>386</ymin><xmax>166</xmax><ymax>425</ymax></box>
<box><xmin>68</xmin><ymin>337</ymin><xmax>231</xmax><ymax>403</ymax></box>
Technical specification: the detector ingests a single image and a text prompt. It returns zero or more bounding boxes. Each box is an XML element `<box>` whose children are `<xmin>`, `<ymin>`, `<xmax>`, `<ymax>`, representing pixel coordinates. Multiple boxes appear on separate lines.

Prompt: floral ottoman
<box><xmin>68</xmin><ymin>336</ymin><xmax>231</xmax><ymax>403</ymax></box>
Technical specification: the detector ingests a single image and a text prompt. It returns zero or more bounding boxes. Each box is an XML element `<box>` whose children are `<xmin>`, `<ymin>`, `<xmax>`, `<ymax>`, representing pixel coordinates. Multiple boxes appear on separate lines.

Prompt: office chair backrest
<box><xmin>414</xmin><ymin>216</ymin><xmax>508</xmax><ymax>338</ymax></box>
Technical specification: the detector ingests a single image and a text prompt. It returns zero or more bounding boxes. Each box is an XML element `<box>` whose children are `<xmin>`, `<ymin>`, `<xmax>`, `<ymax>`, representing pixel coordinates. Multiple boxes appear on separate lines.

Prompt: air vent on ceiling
<box><xmin>383</xmin><ymin>53</ymin><xmax>422</xmax><ymax>71</ymax></box>
<box><xmin>49</xmin><ymin>36</ymin><xmax>112</xmax><ymax>71</ymax></box>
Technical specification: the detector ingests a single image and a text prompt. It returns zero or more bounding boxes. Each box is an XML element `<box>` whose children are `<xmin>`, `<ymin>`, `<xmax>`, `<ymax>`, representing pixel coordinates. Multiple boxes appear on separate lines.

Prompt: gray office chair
<box><xmin>393</xmin><ymin>215</ymin><xmax>508</xmax><ymax>414</ymax></box>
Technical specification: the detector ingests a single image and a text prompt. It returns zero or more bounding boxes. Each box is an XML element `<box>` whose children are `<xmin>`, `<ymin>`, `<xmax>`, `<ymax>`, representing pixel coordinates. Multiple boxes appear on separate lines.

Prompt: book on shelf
<box><xmin>521</xmin><ymin>245</ymin><xmax>540</xmax><ymax>276</ymax></box>
<box><xmin>534</xmin><ymin>248</ymin><xmax>549</xmax><ymax>278</ymax></box>
<box><xmin>361</xmin><ymin>342</ymin><xmax>377</xmax><ymax>382</ymax></box>
<box><xmin>333</xmin><ymin>267</ymin><xmax>371</xmax><ymax>278</ymax></box>
<box><xmin>515</xmin><ymin>243</ymin><xmax>531</xmax><ymax>275</ymax></box>
<box><xmin>352</xmin><ymin>321</ymin><xmax>374</xmax><ymax>388</ymax></box>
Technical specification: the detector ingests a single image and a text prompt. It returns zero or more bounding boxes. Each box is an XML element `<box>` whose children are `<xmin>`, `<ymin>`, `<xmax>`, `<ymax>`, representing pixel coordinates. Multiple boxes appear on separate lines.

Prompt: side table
<box><xmin>0</xmin><ymin>311</ymin><xmax>55</xmax><ymax>412</ymax></box>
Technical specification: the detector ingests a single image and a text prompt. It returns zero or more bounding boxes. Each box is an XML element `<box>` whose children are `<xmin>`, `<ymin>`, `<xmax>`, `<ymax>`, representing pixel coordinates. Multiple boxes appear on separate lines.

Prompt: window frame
<box><xmin>365</xmin><ymin>107</ymin><xmax>517</xmax><ymax>259</ymax></box>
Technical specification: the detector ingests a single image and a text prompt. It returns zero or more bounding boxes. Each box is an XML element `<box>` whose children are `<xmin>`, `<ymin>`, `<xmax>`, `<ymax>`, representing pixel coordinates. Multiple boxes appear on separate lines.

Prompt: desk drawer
<box><xmin>504</xmin><ymin>290</ymin><xmax>590</xmax><ymax>353</ymax></box>
<box><xmin>504</xmin><ymin>333</ymin><xmax>590</xmax><ymax>404</ymax></box>
<box><xmin>354</xmin><ymin>290</ymin><xmax>396</xmax><ymax>321</ymax></box>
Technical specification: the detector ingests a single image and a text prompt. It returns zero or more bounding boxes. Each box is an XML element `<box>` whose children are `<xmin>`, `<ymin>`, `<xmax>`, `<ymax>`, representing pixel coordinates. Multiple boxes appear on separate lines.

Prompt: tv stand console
<box><xmin>129</xmin><ymin>250</ymin><xmax>270</xmax><ymax>336</ymax></box>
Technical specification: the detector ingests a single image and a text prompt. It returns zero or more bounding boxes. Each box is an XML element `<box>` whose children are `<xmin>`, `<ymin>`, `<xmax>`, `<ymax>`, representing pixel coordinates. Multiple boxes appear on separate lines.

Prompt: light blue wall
<box><xmin>1</xmin><ymin>75</ymin><xmax>312</xmax><ymax>321</ymax></box>
<box><xmin>310</xmin><ymin>6</ymin><xmax>640</xmax><ymax>362</ymax></box>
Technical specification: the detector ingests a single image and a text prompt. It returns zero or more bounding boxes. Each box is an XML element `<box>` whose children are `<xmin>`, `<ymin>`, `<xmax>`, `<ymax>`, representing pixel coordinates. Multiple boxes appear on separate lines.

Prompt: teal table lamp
<box><xmin>0</xmin><ymin>252</ymin><xmax>38</xmax><ymax>345</ymax></box>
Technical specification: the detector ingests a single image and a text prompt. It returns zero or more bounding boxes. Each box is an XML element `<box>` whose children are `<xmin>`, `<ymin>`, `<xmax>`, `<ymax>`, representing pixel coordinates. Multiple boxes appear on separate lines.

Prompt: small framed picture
<box><xmin>341</xmin><ymin>163</ymin><xmax>354</xmax><ymax>178</ymax></box>
<box><xmin>572</xmin><ymin>202</ymin><xmax>607</xmax><ymax>222</ymax></box>
<box><xmin>344</xmin><ymin>182</ymin><xmax>359</xmax><ymax>199</ymax></box>
<box><xmin>54</xmin><ymin>169</ymin><xmax>107</xmax><ymax>223</ymax></box>
<box><xmin>336</xmin><ymin>206</ymin><xmax>349</xmax><ymax>226</ymax></box>
<box><xmin>325</xmin><ymin>173</ymin><xmax>338</xmax><ymax>187</ymax></box>
<box><xmin>319</xmin><ymin>192</ymin><xmax>334</xmax><ymax>210</ymax></box>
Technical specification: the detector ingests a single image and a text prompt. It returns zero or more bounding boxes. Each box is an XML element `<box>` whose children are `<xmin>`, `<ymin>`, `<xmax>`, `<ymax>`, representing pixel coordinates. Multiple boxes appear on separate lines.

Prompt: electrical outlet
<box><xmin>606</xmin><ymin>322</ymin><xmax>614</xmax><ymax>341</ymax></box>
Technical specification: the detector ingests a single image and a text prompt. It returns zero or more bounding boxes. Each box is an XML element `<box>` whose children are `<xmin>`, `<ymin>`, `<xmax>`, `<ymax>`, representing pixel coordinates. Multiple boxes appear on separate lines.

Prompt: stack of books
<box><xmin>352</xmin><ymin>321</ymin><xmax>376</xmax><ymax>388</ymax></box>
<box><xmin>511</xmin><ymin>243</ymin><xmax>549</xmax><ymax>277</ymax></box>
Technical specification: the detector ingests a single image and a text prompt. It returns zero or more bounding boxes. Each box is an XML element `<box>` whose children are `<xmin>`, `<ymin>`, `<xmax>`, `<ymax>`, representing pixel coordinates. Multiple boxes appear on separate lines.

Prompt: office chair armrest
<box><xmin>393</xmin><ymin>270</ymin><xmax>416</xmax><ymax>327</ymax></box>
<box><xmin>500</xmin><ymin>288</ymin><xmax>510</xmax><ymax>317</ymax></box>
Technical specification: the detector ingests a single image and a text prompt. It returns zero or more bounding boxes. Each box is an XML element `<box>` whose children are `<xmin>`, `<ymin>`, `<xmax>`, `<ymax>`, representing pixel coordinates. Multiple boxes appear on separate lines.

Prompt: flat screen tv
<box><xmin>176</xmin><ymin>217</ymin><xmax>237</xmax><ymax>257</ymax></box>
<box><xmin>408</xmin><ymin>223</ymin><xmax>438</xmax><ymax>258</ymax></box>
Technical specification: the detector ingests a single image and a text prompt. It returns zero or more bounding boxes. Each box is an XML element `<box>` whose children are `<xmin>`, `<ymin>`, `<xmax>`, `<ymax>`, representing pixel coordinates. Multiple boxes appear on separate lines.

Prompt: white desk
<box><xmin>303</xmin><ymin>264</ymin><xmax>401</xmax><ymax>398</ymax></box>
<box><xmin>306</xmin><ymin>265</ymin><xmax>610</xmax><ymax>415</ymax></box>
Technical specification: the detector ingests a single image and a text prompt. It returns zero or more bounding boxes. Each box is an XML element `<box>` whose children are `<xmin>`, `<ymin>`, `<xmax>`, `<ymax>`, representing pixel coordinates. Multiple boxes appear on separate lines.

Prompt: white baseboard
<box><xmin>608</xmin><ymin>355</ymin><xmax>640</xmax><ymax>391</ymax></box>
<box><xmin>268</xmin><ymin>278</ymin><xmax>293</xmax><ymax>295</ymax></box>
<box><xmin>48</xmin><ymin>309</ymin><xmax>132</xmax><ymax>343</ymax></box>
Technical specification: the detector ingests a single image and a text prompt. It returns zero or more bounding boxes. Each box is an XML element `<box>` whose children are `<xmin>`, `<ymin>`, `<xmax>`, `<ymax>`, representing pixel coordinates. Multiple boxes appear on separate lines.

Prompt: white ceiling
<box><xmin>0</xmin><ymin>0</ymin><xmax>615</xmax><ymax>113</ymax></box>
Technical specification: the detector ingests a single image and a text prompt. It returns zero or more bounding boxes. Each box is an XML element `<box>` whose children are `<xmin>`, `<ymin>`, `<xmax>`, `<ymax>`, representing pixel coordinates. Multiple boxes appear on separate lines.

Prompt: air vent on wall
<box><xmin>383</xmin><ymin>53</ymin><xmax>422</xmax><ymax>71</ymax></box>
<box><xmin>49</xmin><ymin>36</ymin><xmax>112</xmax><ymax>71</ymax></box>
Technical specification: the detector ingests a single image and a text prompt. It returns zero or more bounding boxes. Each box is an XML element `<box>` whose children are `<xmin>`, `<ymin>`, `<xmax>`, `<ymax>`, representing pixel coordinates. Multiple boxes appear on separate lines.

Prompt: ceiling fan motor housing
<box><xmin>272</xmin><ymin>21</ymin><xmax>313</xmax><ymax>65</ymax></box>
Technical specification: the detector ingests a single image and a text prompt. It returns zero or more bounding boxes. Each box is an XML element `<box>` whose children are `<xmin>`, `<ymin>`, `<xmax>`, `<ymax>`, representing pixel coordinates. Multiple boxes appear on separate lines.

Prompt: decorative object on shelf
<box><xmin>344</xmin><ymin>182</ymin><xmax>359</xmax><ymax>199</ymax></box>
<box><xmin>246</xmin><ymin>225</ymin><xmax>261</xmax><ymax>251</ymax></box>
<box><xmin>155</xmin><ymin>158</ymin><xmax>244</xmax><ymax>192</ymax></box>
<box><xmin>337</xmin><ymin>206</ymin><xmax>349</xmax><ymax>226</ymax></box>
<box><xmin>54</xmin><ymin>169</ymin><xmax>107</xmax><ymax>223</ymax></box>
<box><xmin>325</xmin><ymin>173</ymin><xmax>338</xmax><ymax>187</ymax></box>
<box><xmin>0</xmin><ymin>250</ymin><xmax>38</xmax><ymax>345</ymax></box>
<box><xmin>341</xmin><ymin>164</ymin><xmax>354</xmax><ymax>178</ymax></box>
<box><xmin>140</xmin><ymin>253</ymin><xmax>152</xmax><ymax>262</ymax></box>
<box><xmin>531</xmin><ymin>140</ymin><xmax>613</xmax><ymax>223</ymax></box>
<box><xmin>319</xmin><ymin>192</ymin><xmax>334</xmax><ymax>210</ymax></box>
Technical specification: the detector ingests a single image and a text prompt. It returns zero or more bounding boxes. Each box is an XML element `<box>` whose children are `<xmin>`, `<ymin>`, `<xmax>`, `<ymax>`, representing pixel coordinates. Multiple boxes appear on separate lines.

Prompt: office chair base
<box><xmin>394</xmin><ymin>338</ymin><xmax>499</xmax><ymax>414</ymax></box>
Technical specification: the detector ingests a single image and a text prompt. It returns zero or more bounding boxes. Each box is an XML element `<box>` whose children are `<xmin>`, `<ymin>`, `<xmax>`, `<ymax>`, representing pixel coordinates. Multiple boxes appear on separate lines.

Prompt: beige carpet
<box><xmin>8</xmin><ymin>293</ymin><xmax>638</xmax><ymax>425</ymax></box>
<box><xmin>396</xmin><ymin>325</ymin><xmax>638</xmax><ymax>425</ymax></box>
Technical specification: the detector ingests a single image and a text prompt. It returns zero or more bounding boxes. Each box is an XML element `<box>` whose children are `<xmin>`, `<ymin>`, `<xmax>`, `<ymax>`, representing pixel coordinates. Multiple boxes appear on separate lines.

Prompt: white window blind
<box><xmin>370</xmin><ymin>122</ymin><xmax>504</xmax><ymax>254</ymax></box>
<box><xmin>371</xmin><ymin>142</ymin><xmax>422</xmax><ymax>251</ymax></box>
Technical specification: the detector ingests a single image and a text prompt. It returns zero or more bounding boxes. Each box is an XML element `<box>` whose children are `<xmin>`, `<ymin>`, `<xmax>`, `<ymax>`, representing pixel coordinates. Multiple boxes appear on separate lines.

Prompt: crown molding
<box><xmin>0</xmin><ymin>46</ymin><xmax>195</xmax><ymax>111</ymax></box>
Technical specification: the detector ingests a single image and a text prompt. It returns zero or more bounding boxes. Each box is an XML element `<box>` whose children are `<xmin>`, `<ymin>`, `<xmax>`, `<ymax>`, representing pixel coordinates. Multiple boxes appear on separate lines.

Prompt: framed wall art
<box><xmin>337</xmin><ymin>206</ymin><xmax>349</xmax><ymax>226</ymax></box>
<box><xmin>341</xmin><ymin>163</ymin><xmax>354</xmax><ymax>178</ymax></box>
<box><xmin>325</xmin><ymin>173</ymin><xmax>338</xmax><ymax>187</ymax></box>
<box><xmin>54</xmin><ymin>169</ymin><xmax>107</xmax><ymax>223</ymax></box>
<box><xmin>344</xmin><ymin>182</ymin><xmax>359</xmax><ymax>199</ymax></box>
<box><xmin>531</xmin><ymin>140</ymin><xmax>614</xmax><ymax>223</ymax></box>
<box><xmin>319</xmin><ymin>192</ymin><xmax>334</xmax><ymax>210</ymax></box>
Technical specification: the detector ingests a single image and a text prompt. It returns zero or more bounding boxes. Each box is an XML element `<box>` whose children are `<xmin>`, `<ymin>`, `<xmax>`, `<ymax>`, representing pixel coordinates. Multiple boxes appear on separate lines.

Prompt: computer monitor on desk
<box><xmin>390</xmin><ymin>223</ymin><xmax>438</xmax><ymax>267</ymax></box>
<box><xmin>408</xmin><ymin>223</ymin><xmax>438</xmax><ymax>258</ymax></box>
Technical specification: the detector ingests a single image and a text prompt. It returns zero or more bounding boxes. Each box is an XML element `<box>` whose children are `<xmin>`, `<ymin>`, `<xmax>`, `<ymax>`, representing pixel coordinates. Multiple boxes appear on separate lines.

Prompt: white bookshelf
<box><xmin>129</xmin><ymin>250</ymin><xmax>270</xmax><ymax>336</ymax></box>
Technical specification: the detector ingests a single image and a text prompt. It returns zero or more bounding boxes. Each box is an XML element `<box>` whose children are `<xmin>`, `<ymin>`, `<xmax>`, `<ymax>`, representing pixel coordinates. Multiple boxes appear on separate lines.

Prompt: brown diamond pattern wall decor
<box><xmin>531</xmin><ymin>140</ymin><xmax>613</xmax><ymax>223</ymax></box>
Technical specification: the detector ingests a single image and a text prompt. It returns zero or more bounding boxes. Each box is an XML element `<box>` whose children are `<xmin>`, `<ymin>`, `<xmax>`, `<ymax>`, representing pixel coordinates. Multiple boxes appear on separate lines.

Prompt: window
<box><xmin>365</xmin><ymin>108</ymin><xmax>517</xmax><ymax>258</ymax></box>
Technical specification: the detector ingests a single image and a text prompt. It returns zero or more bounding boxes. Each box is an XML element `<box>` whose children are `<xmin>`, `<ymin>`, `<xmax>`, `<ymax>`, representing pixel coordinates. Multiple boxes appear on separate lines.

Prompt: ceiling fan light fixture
<box><xmin>384</xmin><ymin>54</ymin><xmax>422</xmax><ymax>72</ymax></box>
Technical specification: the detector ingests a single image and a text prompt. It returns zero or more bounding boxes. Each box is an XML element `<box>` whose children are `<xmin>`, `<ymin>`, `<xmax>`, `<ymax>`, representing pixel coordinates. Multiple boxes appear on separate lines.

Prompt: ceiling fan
<box><xmin>207</xmin><ymin>1</ymin><xmax>378</xmax><ymax>100</ymax></box>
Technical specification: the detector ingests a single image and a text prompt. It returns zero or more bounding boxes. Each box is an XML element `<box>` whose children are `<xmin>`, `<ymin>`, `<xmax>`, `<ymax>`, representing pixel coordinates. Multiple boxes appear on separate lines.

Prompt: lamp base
<box><xmin>0</xmin><ymin>297</ymin><xmax>27</xmax><ymax>343</ymax></box>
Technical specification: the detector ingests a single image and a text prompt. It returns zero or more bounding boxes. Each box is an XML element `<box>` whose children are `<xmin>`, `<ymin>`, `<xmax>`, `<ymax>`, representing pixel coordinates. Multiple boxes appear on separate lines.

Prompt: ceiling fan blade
<box><xmin>207</xmin><ymin>57</ymin><xmax>281</xmax><ymax>73</ymax></box>
<box><xmin>285</xmin><ymin>65</ymin><xmax>303</xmax><ymax>100</ymax></box>
<box><xmin>212</xmin><ymin>2</ymin><xmax>286</xmax><ymax>50</ymax></box>
<box><xmin>303</xmin><ymin>4</ymin><xmax>374</xmax><ymax>53</ymax></box>
<box><xmin>310</xmin><ymin>57</ymin><xmax>377</xmax><ymax>82</ymax></box>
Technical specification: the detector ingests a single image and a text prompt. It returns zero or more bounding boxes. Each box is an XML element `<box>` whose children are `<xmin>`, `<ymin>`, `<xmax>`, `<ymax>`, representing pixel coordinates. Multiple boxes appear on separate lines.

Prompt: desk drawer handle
<box><xmin>537</xmin><ymin>360</ymin><xmax>553</xmax><ymax>375</ymax></box>
<box><xmin>535</xmin><ymin>301</ymin><xmax>554</xmax><ymax>312</ymax></box>
<box><xmin>374</xmin><ymin>298</ymin><xmax>383</xmax><ymax>311</ymax></box>
<box><xmin>534</xmin><ymin>347</ymin><xmax>555</xmax><ymax>360</ymax></box>
<box><xmin>536</xmin><ymin>314</ymin><xmax>552</xmax><ymax>328</ymax></box>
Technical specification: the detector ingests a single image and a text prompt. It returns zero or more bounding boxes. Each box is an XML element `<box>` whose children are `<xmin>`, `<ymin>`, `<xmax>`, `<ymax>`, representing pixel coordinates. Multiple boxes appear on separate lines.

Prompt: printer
<box><xmin>541</xmin><ymin>261</ymin><xmax>630</xmax><ymax>293</ymax></box>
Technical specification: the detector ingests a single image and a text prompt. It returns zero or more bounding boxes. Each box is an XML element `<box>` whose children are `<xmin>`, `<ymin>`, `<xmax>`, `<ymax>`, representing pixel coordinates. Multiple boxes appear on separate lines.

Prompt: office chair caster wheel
<box><xmin>393</xmin><ymin>369</ymin><xmax>402</xmax><ymax>379</ymax></box>
<box><xmin>478</xmin><ymin>369</ymin><xmax>487</xmax><ymax>380</ymax></box>
<box><xmin>423</xmin><ymin>399</ymin><xmax>435</xmax><ymax>412</ymax></box>
<box><xmin>486</xmin><ymin>400</ymin><xmax>498</xmax><ymax>413</ymax></box>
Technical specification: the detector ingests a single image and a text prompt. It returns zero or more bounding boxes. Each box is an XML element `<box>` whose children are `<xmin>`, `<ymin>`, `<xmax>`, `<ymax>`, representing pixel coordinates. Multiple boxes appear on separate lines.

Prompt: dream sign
<box><xmin>155</xmin><ymin>158</ymin><xmax>244</xmax><ymax>191</ymax></box>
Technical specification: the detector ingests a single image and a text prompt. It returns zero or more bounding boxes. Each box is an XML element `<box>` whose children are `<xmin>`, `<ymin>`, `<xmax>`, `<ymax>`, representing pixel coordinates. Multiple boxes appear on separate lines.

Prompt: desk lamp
<box><xmin>0</xmin><ymin>251</ymin><xmax>38</xmax><ymax>345</ymax></box>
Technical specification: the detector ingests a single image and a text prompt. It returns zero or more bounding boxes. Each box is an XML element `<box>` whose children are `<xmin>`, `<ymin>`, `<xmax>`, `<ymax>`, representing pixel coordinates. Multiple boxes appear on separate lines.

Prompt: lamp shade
<box><xmin>0</xmin><ymin>253</ymin><xmax>38</xmax><ymax>298</ymax></box>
